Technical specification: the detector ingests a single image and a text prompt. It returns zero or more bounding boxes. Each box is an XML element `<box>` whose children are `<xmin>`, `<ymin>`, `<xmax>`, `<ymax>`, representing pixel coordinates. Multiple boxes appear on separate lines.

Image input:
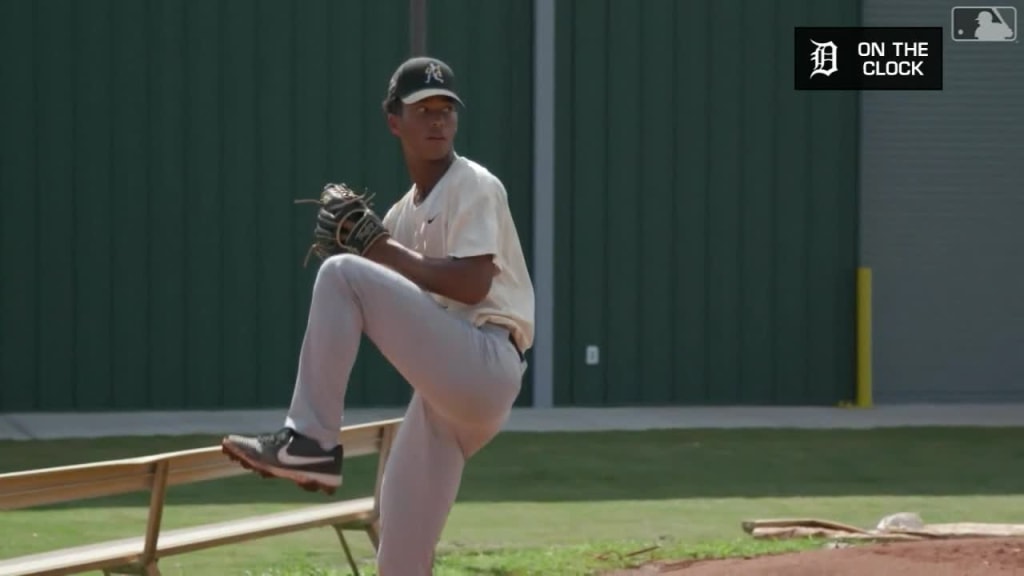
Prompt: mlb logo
<box><xmin>950</xmin><ymin>6</ymin><xmax>1018</xmax><ymax>41</ymax></box>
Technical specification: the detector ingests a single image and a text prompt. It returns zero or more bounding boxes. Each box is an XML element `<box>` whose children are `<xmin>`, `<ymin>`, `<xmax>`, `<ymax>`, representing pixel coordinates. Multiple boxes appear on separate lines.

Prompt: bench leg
<box><xmin>332</xmin><ymin>525</ymin><xmax>361</xmax><ymax>576</ymax></box>
<box><xmin>365</xmin><ymin>520</ymin><xmax>381</xmax><ymax>550</ymax></box>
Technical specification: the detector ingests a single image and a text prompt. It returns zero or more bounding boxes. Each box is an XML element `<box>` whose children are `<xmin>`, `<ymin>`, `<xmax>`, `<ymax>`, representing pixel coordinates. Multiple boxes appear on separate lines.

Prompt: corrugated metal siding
<box><xmin>554</xmin><ymin>0</ymin><xmax>861</xmax><ymax>406</ymax></box>
<box><xmin>861</xmin><ymin>0</ymin><xmax>1024</xmax><ymax>402</ymax></box>
<box><xmin>0</xmin><ymin>0</ymin><xmax>534</xmax><ymax>411</ymax></box>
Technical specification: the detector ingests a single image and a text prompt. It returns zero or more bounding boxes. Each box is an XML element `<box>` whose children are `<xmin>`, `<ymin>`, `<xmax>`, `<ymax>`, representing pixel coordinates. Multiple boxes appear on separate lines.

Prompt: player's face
<box><xmin>390</xmin><ymin>96</ymin><xmax>459</xmax><ymax>161</ymax></box>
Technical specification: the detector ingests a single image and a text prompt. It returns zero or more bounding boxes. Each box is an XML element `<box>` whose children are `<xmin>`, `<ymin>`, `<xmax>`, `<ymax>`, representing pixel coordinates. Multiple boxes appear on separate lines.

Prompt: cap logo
<box><xmin>424</xmin><ymin>62</ymin><xmax>445</xmax><ymax>84</ymax></box>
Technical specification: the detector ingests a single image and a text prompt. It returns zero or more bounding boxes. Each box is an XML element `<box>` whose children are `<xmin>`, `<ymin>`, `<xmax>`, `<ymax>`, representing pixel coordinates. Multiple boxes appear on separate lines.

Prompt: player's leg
<box><xmin>286</xmin><ymin>253</ymin><xmax>523</xmax><ymax>443</ymax></box>
<box><xmin>221</xmin><ymin>253</ymin><xmax>523</xmax><ymax>492</ymax></box>
<box><xmin>373</xmin><ymin>392</ymin><xmax>493</xmax><ymax>576</ymax></box>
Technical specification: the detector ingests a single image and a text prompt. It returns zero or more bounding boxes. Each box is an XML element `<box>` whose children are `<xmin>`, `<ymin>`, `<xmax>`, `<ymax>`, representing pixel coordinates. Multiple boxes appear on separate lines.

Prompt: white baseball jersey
<box><xmin>382</xmin><ymin>154</ymin><xmax>535</xmax><ymax>353</ymax></box>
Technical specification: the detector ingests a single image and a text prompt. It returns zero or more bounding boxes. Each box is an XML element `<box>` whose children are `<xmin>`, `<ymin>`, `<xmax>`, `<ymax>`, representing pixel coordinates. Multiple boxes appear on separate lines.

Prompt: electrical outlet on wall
<box><xmin>585</xmin><ymin>345</ymin><xmax>600</xmax><ymax>365</ymax></box>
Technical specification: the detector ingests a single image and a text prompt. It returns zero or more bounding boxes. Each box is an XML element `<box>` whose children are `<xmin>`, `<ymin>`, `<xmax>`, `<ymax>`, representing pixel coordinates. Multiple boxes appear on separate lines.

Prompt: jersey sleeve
<box><xmin>446</xmin><ymin>176</ymin><xmax>502</xmax><ymax>260</ymax></box>
<box><xmin>382</xmin><ymin>202</ymin><xmax>399</xmax><ymax>233</ymax></box>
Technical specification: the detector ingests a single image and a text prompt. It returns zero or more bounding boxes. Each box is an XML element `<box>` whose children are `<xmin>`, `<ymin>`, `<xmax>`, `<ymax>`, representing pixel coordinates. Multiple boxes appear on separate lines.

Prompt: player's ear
<box><xmin>386</xmin><ymin>113</ymin><xmax>401</xmax><ymax>137</ymax></box>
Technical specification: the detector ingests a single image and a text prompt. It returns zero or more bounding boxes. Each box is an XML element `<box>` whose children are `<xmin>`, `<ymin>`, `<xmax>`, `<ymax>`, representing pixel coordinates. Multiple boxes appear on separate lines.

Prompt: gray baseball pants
<box><xmin>283</xmin><ymin>253</ymin><xmax>525</xmax><ymax>576</ymax></box>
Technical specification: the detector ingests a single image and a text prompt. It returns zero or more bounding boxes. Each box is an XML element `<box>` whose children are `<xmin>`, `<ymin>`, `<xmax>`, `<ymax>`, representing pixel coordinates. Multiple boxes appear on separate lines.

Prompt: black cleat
<box><xmin>221</xmin><ymin>427</ymin><xmax>343</xmax><ymax>495</ymax></box>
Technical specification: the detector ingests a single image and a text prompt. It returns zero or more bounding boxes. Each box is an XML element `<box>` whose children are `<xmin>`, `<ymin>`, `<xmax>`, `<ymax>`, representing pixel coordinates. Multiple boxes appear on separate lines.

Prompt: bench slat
<box><xmin>0</xmin><ymin>472</ymin><xmax>154</xmax><ymax>510</ymax></box>
<box><xmin>0</xmin><ymin>498</ymin><xmax>377</xmax><ymax>576</ymax></box>
<box><xmin>157</xmin><ymin>496</ymin><xmax>377</xmax><ymax>556</ymax></box>
<box><xmin>0</xmin><ymin>462</ymin><xmax>154</xmax><ymax>496</ymax></box>
<box><xmin>0</xmin><ymin>536</ymin><xmax>144</xmax><ymax>576</ymax></box>
<box><xmin>0</xmin><ymin>420</ymin><xmax>402</xmax><ymax>511</ymax></box>
<box><xmin>0</xmin><ymin>419</ymin><xmax>402</xmax><ymax>483</ymax></box>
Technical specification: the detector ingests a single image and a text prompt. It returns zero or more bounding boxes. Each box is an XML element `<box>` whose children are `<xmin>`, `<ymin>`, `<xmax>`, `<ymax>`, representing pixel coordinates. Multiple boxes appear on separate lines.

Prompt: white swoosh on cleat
<box><xmin>277</xmin><ymin>445</ymin><xmax>335</xmax><ymax>466</ymax></box>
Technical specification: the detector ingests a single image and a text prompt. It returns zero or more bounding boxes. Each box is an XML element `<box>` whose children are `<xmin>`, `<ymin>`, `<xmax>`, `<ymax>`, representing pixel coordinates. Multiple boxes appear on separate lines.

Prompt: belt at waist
<box><xmin>508</xmin><ymin>332</ymin><xmax>525</xmax><ymax>362</ymax></box>
<box><xmin>485</xmin><ymin>322</ymin><xmax>525</xmax><ymax>362</ymax></box>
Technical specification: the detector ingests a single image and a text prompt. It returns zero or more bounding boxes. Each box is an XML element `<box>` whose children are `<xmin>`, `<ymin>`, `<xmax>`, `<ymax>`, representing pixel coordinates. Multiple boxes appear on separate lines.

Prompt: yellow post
<box><xmin>856</xmin><ymin>267</ymin><xmax>873</xmax><ymax>407</ymax></box>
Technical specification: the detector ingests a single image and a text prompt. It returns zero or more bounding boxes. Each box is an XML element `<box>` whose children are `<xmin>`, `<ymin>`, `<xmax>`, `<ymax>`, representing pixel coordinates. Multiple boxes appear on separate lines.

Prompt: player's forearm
<box><xmin>366</xmin><ymin>238</ymin><xmax>492</xmax><ymax>305</ymax></box>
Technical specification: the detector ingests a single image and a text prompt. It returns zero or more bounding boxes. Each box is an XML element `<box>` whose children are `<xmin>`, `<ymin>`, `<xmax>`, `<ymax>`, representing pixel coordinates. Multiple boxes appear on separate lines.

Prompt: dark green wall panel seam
<box><xmin>553</xmin><ymin>0</ymin><xmax>576</xmax><ymax>406</ymax></box>
<box><xmin>769</xmin><ymin>0</ymin><xmax>782</xmax><ymax>404</ymax></box>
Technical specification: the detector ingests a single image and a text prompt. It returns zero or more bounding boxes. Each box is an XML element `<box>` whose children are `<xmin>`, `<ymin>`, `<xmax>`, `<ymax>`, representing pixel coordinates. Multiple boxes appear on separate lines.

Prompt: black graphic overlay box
<box><xmin>794</xmin><ymin>27</ymin><xmax>943</xmax><ymax>90</ymax></box>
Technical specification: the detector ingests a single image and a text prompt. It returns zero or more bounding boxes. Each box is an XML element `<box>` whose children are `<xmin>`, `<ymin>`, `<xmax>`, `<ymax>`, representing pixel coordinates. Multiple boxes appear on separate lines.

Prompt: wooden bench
<box><xmin>0</xmin><ymin>418</ymin><xmax>402</xmax><ymax>576</ymax></box>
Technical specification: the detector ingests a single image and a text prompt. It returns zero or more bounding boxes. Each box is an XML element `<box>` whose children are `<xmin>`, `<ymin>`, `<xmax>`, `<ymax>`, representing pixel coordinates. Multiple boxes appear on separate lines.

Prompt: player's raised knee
<box><xmin>316</xmin><ymin>253</ymin><xmax>354</xmax><ymax>279</ymax></box>
<box><xmin>319</xmin><ymin>252</ymin><xmax>379</xmax><ymax>282</ymax></box>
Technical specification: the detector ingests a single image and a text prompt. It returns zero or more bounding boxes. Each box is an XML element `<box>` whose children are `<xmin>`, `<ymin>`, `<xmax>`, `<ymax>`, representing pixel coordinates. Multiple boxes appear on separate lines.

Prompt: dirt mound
<box><xmin>605</xmin><ymin>537</ymin><xmax>1024</xmax><ymax>576</ymax></box>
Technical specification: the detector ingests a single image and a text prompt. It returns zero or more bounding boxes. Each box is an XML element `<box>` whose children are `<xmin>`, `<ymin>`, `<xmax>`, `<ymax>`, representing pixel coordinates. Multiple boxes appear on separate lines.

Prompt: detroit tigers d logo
<box><xmin>809</xmin><ymin>40</ymin><xmax>838</xmax><ymax>78</ymax></box>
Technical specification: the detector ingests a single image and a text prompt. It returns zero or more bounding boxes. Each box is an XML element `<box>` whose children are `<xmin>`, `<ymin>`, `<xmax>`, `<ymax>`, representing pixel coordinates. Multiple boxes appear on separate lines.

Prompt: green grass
<box><xmin>2</xmin><ymin>427</ymin><xmax>1023</xmax><ymax>575</ymax></box>
<box><xmin>244</xmin><ymin>538</ymin><xmax>829</xmax><ymax>575</ymax></box>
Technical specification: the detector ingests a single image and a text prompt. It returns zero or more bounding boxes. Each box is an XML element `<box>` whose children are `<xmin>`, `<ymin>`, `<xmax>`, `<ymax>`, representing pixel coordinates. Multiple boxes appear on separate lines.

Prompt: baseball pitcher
<box><xmin>220</xmin><ymin>57</ymin><xmax>534</xmax><ymax>575</ymax></box>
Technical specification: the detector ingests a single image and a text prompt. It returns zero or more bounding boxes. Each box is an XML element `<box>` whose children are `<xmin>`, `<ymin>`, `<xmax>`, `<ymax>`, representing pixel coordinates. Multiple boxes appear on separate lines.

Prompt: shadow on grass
<box><xmin>3</xmin><ymin>427</ymin><xmax>1024</xmax><ymax>509</ymax></box>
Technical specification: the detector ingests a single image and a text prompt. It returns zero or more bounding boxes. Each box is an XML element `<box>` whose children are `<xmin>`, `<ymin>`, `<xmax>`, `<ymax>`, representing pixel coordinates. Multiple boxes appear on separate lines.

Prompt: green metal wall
<box><xmin>428</xmin><ymin>0</ymin><xmax>536</xmax><ymax>406</ymax></box>
<box><xmin>553</xmin><ymin>0</ymin><xmax>861</xmax><ymax>406</ymax></box>
<box><xmin>0</xmin><ymin>0</ymin><xmax>534</xmax><ymax>411</ymax></box>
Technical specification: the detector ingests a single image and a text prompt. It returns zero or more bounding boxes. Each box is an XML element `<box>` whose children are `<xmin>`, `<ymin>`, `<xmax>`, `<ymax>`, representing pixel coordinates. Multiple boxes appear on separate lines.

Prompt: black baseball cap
<box><xmin>385</xmin><ymin>56</ymin><xmax>465</xmax><ymax>108</ymax></box>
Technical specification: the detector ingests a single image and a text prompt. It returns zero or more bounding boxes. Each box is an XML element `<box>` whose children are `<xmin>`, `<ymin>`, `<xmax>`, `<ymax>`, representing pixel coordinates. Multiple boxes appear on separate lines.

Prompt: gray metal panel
<box><xmin>861</xmin><ymin>0</ymin><xmax>1024</xmax><ymax>402</ymax></box>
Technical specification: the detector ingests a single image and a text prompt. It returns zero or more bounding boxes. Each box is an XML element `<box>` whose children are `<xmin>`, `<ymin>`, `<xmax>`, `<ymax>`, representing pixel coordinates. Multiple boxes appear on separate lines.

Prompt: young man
<box><xmin>220</xmin><ymin>56</ymin><xmax>534</xmax><ymax>575</ymax></box>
